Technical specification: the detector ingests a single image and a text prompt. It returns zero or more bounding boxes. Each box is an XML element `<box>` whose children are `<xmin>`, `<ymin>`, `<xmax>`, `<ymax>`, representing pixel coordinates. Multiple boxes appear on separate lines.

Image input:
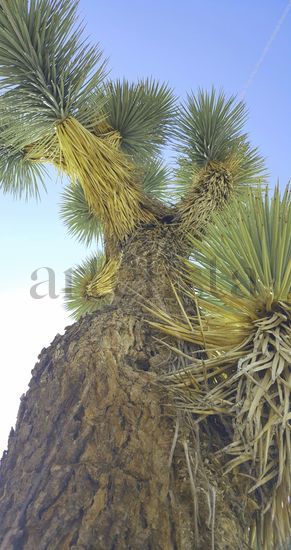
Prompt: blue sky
<box><xmin>0</xmin><ymin>0</ymin><xmax>290</xmax><ymax>454</ymax></box>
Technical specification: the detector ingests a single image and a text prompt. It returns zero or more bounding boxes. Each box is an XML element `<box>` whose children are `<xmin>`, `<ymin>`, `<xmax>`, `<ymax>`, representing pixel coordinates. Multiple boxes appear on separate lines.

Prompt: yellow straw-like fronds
<box><xmin>64</xmin><ymin>253</ymin><xmax>121</xmax><ymax>319</ymax></box>
<box><xmin>157</xmin><ymin>305</ymin><xmax>291</xmax><ymax>547</ymax></box>
<box><xmin>86</xmin><ymin>257</ymin><xmax>121</xmax><ymax>298</ymax></box>
<box><xmin>25</xmin><ymin>131</ymin><xmax>62</xmax><ymax>165</ymax></box>
<box><xmin>25</xmin><ymin>117</ymin><xmax>158</xmax><ymax>241</ymax></box>
<box><xmin>57</xmin><ymin>118</ymin><xmax>156</xmax><ymax>241</ymax></box>
<box><xmin>148</xmin><ymin>298</ymin><xmax>254</xmax><ymax>351</ymax></box>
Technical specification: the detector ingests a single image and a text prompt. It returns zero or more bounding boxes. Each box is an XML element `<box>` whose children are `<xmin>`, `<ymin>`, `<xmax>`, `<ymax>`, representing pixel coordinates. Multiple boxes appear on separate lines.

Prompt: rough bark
<box><xmin>0</xmin><ymin>225</ymin><xmax>251</xmax><ymax>549</ymax></box>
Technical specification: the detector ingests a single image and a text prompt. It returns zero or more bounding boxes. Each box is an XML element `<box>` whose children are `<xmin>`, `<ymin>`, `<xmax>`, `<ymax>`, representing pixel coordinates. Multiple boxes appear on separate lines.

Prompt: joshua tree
<box><xmin>0</xmin><ymin>1</ymin><xmax>290</xmax><ymax>549</ymax></box>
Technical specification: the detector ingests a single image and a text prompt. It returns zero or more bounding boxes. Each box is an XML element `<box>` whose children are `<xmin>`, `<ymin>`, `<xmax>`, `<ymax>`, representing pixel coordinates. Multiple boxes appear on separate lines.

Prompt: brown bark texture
<box><xmin>0</xmin><ymin>225</ymin><xmax>250</xmax><ymax>549</ymax></box>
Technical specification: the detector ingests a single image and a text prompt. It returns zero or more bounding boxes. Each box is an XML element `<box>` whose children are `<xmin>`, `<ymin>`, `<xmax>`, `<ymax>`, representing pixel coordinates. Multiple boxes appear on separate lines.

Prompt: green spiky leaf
<box><xmin>0</xmin><ymin>0</ymin><xmax>106</xmax><ymax>150</ymax></box>
<box><xmin>149</xmin><ymin>186</ymin><xmax>291</xmax><ymax>352</ymax></box>
<box><xmin>176</xmin><ymin>88</ymin><xmax>267</xmax><ymax>195</ymax></box>
<box><xmin>136</xmin><ymin>157</ymin><xmax>172</xmax><ymax>201</ymax></box>
<box><xmin>188</xmin><ymin>185</ymin><xmax>291</xmax><ymax>318</ymax></box>
<box><xmin>178</xmin><ymin>88</ymin><xmax>247</xmax><ymax>165</ymax></box>
<box><xmin>60</xmin><ymin>182</ymin><xmax>103</xmax><ymax>246</ymax></box>
<box><xmin>104</xmin><ymin>79</ymin><xmax>176</xmax><ymax>157</ymax></box>
<box><xmin>0</xmin><ymin>141</ymin><xmax>47</xmax><ymax>199</ymax></box>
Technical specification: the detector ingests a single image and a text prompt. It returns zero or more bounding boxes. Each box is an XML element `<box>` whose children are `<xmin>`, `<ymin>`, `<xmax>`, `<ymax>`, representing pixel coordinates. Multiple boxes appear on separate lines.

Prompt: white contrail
<box><xmin>240</xmin><ymin>0</ymin><xmax>291</xmax><ymax>99</ymax></box>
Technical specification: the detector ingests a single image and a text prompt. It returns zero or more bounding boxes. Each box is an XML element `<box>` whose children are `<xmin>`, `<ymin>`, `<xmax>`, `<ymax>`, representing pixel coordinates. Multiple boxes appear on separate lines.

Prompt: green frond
<box><xmin>174</xmin><ymin>89</ymin><xmax>267</xmax><ymax>234</ymax></box>
<box><xmin>0</xmin><ymin>140</ymin><xmax>47</xmax><ymax>199</ymax></box>
<box><xmin>157</xmin><ymin>186</ymin><xmax>290</xmax><ymax>349</ymax></box>
<box><xmin>137</xmin><ymin>157</ymin><xmax>171</xmax><ymax>201</ymax></box>
<box><xmin>233</xmin><ymin>139</ymin><xmax>267</xmax><ymax>191</ymax></box>
<box><xmin>60</xmin><ymin>182</ymin><xmax>103</xmax><ymax>246</ymax></box>
<box><xmin>64</xmin><ymin>253</ymin><xmax>119</xmax><ymax>319</ymax></box>
<box><xmin>187</xmin><ymin>185</ymin><xmax>291</xmax><ymax>320</ymax></box>
<box><xmin>178</xmin><ymin>88</ymin><xmax>247</xmax><ymax>166</ymax></box>
<box><xmin>104</xmin><ymin>79</ymin><xmax>176</xmax><ymax>157</ymax></box>
<box><xmin>0</xmin><ymin>0</ymin><xmax>106</xmax><ymax>149</ymax></box>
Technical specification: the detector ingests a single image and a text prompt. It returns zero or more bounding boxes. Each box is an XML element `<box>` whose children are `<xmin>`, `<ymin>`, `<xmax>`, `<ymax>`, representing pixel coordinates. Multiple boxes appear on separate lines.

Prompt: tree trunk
<box><xmin>0</xmin><ymin>226</ymin><xmax>251</xmax><ymax>549</ymax></box>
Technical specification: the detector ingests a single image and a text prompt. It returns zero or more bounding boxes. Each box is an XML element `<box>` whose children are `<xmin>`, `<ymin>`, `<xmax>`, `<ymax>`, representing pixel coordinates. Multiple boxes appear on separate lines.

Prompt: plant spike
<box><xmin>178</xmin><ymin>88</ymin><xmax>246</xmax><ymax>165</ymax></box>
<box><xmin>175</xmin><ymin>88</ymin><xmax>267</xmax><ymax>235</ymax></box>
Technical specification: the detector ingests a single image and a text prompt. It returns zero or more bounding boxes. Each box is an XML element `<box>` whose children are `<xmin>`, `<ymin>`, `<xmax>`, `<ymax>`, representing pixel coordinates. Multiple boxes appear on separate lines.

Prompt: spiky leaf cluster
<box><xmin>178</xmin><ymin>88</ymin><xmax>246</xmax><ymax>165</ymax></box>
<box><xmin>104</xmin><ymin>79</ymin><xmax>176</xmax><ymax>158</ymax></box>
<box><xmin>0</xmin><ymin>140</ymin><xmax>46</xmax><ymax>199</ymax></box>
<box><xmin>60</xmin><ymin>182</ymin><xmax>103</xmax><ymax>246</ymax></box>
<box><xmin>138</xmin><ymin>158</ymin><xmax>171</xmax><ymax>201</ymax></box>
<box><xmin>176</xmin><ymin>88</ymin><xmax>267</xmax><ymax>196</ymax></box>
<box><xmin>187</xmin><ymin>185</ymin><xmax>291</xmax><ymax>325</ymax></box>
<box><xmin>0</xmin><ymin>0</ymin><xmax>106</xmax><ymax>150</ymax></box>
<box><xmin>152</xmin><ymin>186</ymin><xmax>291</xmax><ymax>349</ymax></box>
